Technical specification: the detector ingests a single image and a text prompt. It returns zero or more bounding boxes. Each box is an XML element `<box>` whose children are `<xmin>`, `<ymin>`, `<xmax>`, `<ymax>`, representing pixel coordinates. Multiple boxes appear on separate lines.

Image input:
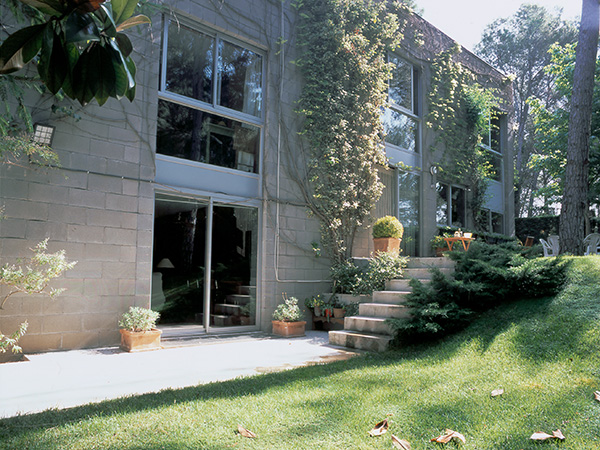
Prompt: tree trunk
<box><xmin>559</xmin><ymin>0</ymin><xmax>599</xmax><ymax>255</ymax></box>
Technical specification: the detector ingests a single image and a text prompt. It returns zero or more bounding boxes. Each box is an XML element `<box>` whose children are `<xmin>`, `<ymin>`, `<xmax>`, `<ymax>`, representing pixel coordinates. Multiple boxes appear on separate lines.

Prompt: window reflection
<box><xmin>166</xmin><ymin>25</ymin><xmax>214</xmax><ymax>103</ymax></box>
<box><xmin>389</xmin><ymin>55</ymin><xmax>413</xmax><ymax>112</ymax></box>
<box><xmin>218</xmin><ymin>41</ymin><xmax>262</xmax><ymax>117</ymax></box>
<box><xmin>157</xmin><ymin>100</ymin><xmax>259</xmax><ymax>173</ymax></box>
<box><xmin>398</xmin><ymin>172</ymin><xmax>420</xmax><ymax>256</ymax></box>
<box><xmin>383</xmin><ymin>109</ymin><xmax>417</xmax><ymax>151</ymax></box>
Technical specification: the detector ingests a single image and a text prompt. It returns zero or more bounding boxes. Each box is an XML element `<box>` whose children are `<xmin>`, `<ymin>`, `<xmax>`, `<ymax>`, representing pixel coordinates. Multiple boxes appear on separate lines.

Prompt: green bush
<box><xmin>119</xmin><ymin>307</ymin><xmax>160</xmax><ymax>332</ymax></box>
<box><xmin>372</xmin><ymin>216</ymin><xmax>404</xmax><ymax>239</ymax></box>
<box><xmin>331</xmin><ymin>253</ymin><xmax>407</xmax><ymax>295</ymax></box>
<box><xmin>390</xmin><ymin>241</ymin><xmax>569</xmax><ymax>341</ymax></box>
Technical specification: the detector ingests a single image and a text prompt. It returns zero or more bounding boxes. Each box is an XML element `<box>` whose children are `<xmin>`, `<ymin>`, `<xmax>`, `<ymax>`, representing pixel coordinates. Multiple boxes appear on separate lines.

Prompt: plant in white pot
<box><xmin>372</xmin><ymin>216</ymin><xmax>403</xmax><ymax>256</ymax></box>
<box><xmin>272</xmin><ymin>296</ymin><xmax>306</xmax><ymax>337</ymax></box>
<box><xmin>119</xmin><ymin>307</ymin><xmax>161</xmax><ymax>352</ymax></box>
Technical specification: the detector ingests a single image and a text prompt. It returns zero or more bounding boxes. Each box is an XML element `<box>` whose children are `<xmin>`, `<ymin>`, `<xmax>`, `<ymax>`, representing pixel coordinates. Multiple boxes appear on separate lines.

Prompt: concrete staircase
<box><xmin>328</xmin><ymin>257</ymin><xmax>455</xmax><ymax>352</ymax></box>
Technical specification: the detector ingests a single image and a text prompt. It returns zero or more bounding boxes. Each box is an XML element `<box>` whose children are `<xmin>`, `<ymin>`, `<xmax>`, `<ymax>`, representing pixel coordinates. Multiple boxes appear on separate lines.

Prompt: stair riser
<box><xmin>359</xmin><ymin>303</ymin><xmax>411</xmax><ymax>319</ymax></box>
<box><xmin>226</xmin><ymin>295</ymin><xmax>252</xmax><ymax>305</ymax></box>
<box><xmin>405</xmin><ymin>257</ymin><xmax>456</xmax><ymax>269</ymax></box>
<box><xmin>214</xmin><ymin>304</ymin><xmax>242</xmax><ymax>315</ymax></box>
<box><xmin>372</xmin><ymin>291</ymin><xmax>410</xmax><ymax>304</ymax></box>
<box><xmin>402</xmin><ymin>267</ymin><xmax>454</xmax><ymax>279</ymax></box>
<box><xmin>344</xmin><ymin>317</ymin><xmax>393</xmax><ymax>335</ymax></box>
<box><xmin>238</xmin><ymin>286</ymin><xmax>256</xmax><ymax>295</ymax></box>
<box><xmin>329</xmin><ymin>331</ymin><xmax>390</xmax><ymax>352</ymax></box>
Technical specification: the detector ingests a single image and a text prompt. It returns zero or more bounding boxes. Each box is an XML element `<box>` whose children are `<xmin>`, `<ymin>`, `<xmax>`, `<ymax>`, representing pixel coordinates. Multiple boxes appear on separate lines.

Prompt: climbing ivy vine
<box><xmin>427</xmin><ymin>45</ymin><xmax>500</xmax><ymax>230</ymax></box>
<box><xmin>295</xmin><ymin>0</ymin><xmax>409</xmax><ymax>263</ymax></box>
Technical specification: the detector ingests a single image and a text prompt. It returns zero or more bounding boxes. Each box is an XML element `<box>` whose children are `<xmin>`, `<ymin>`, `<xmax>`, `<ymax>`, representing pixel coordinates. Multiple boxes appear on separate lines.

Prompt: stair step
<box><xmin>214</xmin><ymin>303</ymin><xmax>242</xmax><ymax>315</ymax></box>
<box><xmin>329</xmin><ymin>330</ymin><xmax>392</xmax><ymax>352</ymax></box>
<box><xmin>344</xmin><ymin>316</ymin><xmax>393</xmax><ymax>335</ymax></box>
<box><xmin>238</xmin><ymin>285</ymin><xmax>256</xmax><ymax>295</ymax></box>
<box><xmin>359</xmin><ymin>302</ymin><xmax>411</xmax><ymax>319</ymax></box>
<box><xmin>372</xmin><ymin>290</ymin><xmax>410</xmax><ymax>304</ymax></box>
<box><xmin>402</xmin><ymin>267</ymin><xmax>454</xmax><ymax>280</ymax></box>
<box><xmin>211</xmin><ymin>314</ymin><xmax>233</xmax><ymax>327</ymax></box>
<box><xmin>226</xmin><ymin>294</ymin><xmax>252</xmax><ymax>305</ymax></box>
<box><xmin>405</xmin><ymin>257</ymin><xmax>456</xmax><ymax>269</ymax></box>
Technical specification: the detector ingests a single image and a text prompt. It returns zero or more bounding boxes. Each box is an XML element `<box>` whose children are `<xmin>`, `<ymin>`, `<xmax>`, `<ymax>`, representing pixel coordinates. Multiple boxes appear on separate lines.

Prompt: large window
<box><xmin>480</xmin><ymin>113</ymin><xmax>504</xmax><ymax>182</ymax></box>
<box><xmin>158</xmin><ymin>20</ymin><xmax>263</xmax><ymax>173</ymax></box>
<box><xmin>436</xmin><ymin>183</ymin><xmax>465</xmax><ymax>228</ymax></box>
<box><xmin>398</xmin><ymin>171</ymin><xmax>420</xmax><ymax>256</ymax></box>
<box><xmin>384</xmin><ymin>55</ymin><xmax>419</xmax><ymax>152</ymax></box>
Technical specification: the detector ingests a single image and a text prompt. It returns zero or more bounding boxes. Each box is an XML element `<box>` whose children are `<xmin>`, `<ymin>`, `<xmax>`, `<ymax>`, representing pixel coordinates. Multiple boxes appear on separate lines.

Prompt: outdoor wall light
<box><xmin>32</xmin><ymin>123</ymin><xmax>55</xmax><ymax>146</ymax></box>
<box><xmin>157</xmin><ymin>258</ymin><xmax>175</xmax><ymax>269</ymax></box>
<box><xmin>430</xmin><ymin>165</ymin><xmax>438</xmax><ymax>188</ymax></box>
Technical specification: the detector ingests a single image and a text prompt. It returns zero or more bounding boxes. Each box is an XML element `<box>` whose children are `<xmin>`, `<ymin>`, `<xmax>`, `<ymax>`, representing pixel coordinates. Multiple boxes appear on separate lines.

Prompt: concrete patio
<box><xmin>0</xmin><ymin>330</ymin><xmax>358</xmax><ymax>418</ymax></box>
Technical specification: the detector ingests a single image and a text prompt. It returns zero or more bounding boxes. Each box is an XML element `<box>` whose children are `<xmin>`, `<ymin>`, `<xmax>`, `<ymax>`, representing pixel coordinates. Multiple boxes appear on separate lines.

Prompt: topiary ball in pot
<box><xmin>372</xmin><ymin>216</ymin><xmax>403</xmax><ymax>256</ymax></box>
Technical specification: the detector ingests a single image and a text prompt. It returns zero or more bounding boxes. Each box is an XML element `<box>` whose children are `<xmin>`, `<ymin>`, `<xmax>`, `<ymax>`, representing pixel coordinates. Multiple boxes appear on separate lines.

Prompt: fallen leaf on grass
<box><xmin>237</xmin><ymin>425</ymin><xmax>257</xmax><ymax>438</ymax></box>
<box><xmin>530</xmin><ymin>429</ymin><xmax>565</xmax><ymax>441</ymax></box>
<box><xmin>391</xmin><ymin>434</ymin><xmax>411</xmax><ymax>449</ymax></box>
<box><xmin>368</xmin><ymin>419</ymin><xmax>388</xmax><ymax>436</ymax></box>
<box><xmin>594</xmin><ymin>391</ymin><xmax>600</xmax><ymax>402</ymax></box>
<box><xmin>491</xmin><ymin>388</ymin><xmax>504</xmax><ymax>397</ymax></box>
<box><xmin>431</xmin><ymin>429</ymin><xmax>466</xmax><ymax>444</ymax></box>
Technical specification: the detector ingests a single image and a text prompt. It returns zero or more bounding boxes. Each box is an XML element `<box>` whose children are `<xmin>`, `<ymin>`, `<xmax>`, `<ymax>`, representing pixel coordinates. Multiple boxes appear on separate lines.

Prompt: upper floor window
<box><xmin>383</xmin><ymin>55</ymin><xmax>419</xmax><ymax>153</ymax></box>
<box><xmin>157</xmin><ymin>19</ymin><xmax>264</xmax><ymax>173</ymax></box>
<box><xmin>480</xmin><ymin>112</ymin><xmax>504</xmax><ymax>182</ymax></box>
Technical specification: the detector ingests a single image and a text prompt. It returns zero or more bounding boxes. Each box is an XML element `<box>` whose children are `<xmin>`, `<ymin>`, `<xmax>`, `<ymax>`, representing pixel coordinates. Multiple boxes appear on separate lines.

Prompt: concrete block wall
<box><xmin>0</xmin><ymin>21</ymin><xmax>158</xmax><ymax>351</ymax></box>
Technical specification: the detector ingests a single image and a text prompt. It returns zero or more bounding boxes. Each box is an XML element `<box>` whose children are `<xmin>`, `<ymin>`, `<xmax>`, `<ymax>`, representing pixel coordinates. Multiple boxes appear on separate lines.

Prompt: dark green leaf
<box><xmin>60</xmin><ymin>43</ymin><xmax>81</xmax><ymax>99</ymax></box>
<box><xmin>18</xmin><ymin>0</ymin><xmax>65</xmax><ymax>16</ymax></box>
<box><xmin>115</xmin><ymin>33</ymin><xmax>133</xmax><ymax>58</ymax></box>
<box><xmin>72</xmin><ymin>42</ymin><xmax>115</xmax><ymax>105</ymax></box>
<box><xmin>125</xmin><ymin>56</ymin><xmax>136</xmax><ymax>101</ymax></box>
<box><xmin>37</xmin><ymin>25</ymin><xmax>55</xmax><ymax>83</ymax></box>
<box><xmin>45</xmin><ymin>34</ymin><xmax>70</xmax><ymax>94</ymax></box>
<box><xmin>0</xmin><ymin>24</ymin><xmax>46</xmax><ymax>73</ymax></box>
<box><xmin>65</xmin><ymin>10</ymin><xmax>101</xmax><ymax>43</ymax></box>
<box><xmin>95</xmin><ymin>4</ymin><xmax>118</xmax><ymax>38</ymax></box>
<box><xmin>107</xmin><ymin>42</ymin><xmax>130</xmax><ymax>97</ymax></box>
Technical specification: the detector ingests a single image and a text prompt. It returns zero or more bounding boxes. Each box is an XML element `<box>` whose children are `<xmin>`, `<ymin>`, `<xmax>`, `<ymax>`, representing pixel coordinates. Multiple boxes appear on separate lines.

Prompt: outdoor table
<box><xmin>443</xmin><ymin>236</ymin><xmax>474</xmax><ymax>251</ymax></box>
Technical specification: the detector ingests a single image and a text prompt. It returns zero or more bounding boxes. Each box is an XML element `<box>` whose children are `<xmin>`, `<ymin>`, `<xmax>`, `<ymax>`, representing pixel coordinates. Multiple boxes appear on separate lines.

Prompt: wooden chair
<box><xmin>524</xmin><ymin>236</ymin><xmax>534</xmax><ymax>247</ymax></box>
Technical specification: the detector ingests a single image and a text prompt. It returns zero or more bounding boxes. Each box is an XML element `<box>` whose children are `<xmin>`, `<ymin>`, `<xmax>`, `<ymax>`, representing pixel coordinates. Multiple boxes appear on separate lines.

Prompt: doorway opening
<box><xmin>152</xmin><ymin>193</ymin><xmax>258</xmax><ymax>331</ymax></box>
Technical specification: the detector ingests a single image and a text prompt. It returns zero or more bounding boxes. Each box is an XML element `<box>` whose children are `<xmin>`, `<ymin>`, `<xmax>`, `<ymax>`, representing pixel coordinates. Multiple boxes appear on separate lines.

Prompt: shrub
<box><xmin>331</xmin><ymin>253</ymin><xmax>407</xmax><ymax>295</ymax></box>
<box><xmin>119</xmin><ymin>307</ymin><xmax>160</xmax><ymax>332</ymax></box>
<box><xmin>372</xmin><ymin>216</ymin><xmax>404</xmax><ymax>239</ymax></box>
<box><xmin>272</xmin><ymin>296</ymin><xmax>303</xmax><ymax>322</ymax></box>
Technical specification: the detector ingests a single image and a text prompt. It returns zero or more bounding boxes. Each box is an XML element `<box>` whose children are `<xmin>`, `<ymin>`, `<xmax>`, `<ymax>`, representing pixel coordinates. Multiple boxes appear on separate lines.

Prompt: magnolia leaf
<box><xmin>594</xmin><ymin>391</ymin><xmax>600</xmax><ymax>402</ymax></box>
<box><xmin>115</xmin><ymin>33</ymin><xmax>133</xmax><ymax>58</ymax></box>
<box><xmin>530</xmin><ymin>432</ymin><xmax>554</xmax><ymax>441</ymax></box>
<box><xmin>368</xmin><ymin>419</ymin><xmax>388</xmax><ymax>437</ymax></box>
<box><xmin>431</xmin><ymin>429</ymin><xmax>466</xmax><ymax>444</ymax></box>
<box><xmin>552</xmin><ymin>429</ymin><xmax>566</xmax><ymax>440</ymax></box>
<box><xmin>65</xmin><ymin>10</ymin><xmax>101</xmax><ymax>43</ymax></box>
<box><xmin>237</xmin><ymin>425</ymin><xmax>257</xmax><ymax>438</ymax></box>
<box><xmin>112</xmin><ymin>0</ymin><xmax>138</xmax><ymax>25</ymax></box>
<box><xmin>491</xmin><ymin>388</ymin><xmax>504</xmax><ymax>397</ymax></box>
<box><xmin>116</xmin><ymin>15</ymin><xmax>151</xmax><ymax>32</ymax></box>
<box><xmin>0</xmin><ymin>24</ymin><xmax>46</xmax><ymax>73</ymax></box>
<box><xmin>391</xmin><ymin>434</ymin><xmax>411</xmax><ymax>449</ymax></box>
<box><xmin>124</xmin><ymin>57</ymin><xmax>136</xmax><ymax>101</ymax></box>
<box><xmin>17</xmin><ymin>0</ymin><xmax>65</xmax><ymax>16</ymax></box>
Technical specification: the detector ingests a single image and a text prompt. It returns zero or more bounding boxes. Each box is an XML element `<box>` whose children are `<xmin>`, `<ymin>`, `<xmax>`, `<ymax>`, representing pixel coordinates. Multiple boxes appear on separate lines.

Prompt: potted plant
<box><xmin>119</xmin><ymin>306</ymin><xmax>162</xmax><ymax>352</ymax></box>
<box><xmin>372</xmin><ymin>216</ymin><xmax>403</xmax><ymax>256</ymax></box>
<box><xmin>239</xmin><ymin>300</ymin><xmax>255</xmax><ymax>326</ymax></box>
<box><xmin>272</xmin><ymin>296</ymin><xmax>306</xmax><ymax>337</ymax></box>
<box><xmin>430</xmin><ymin>234</ymin><xmax>448</xmax><ymax>257</ymax></box>
<box><xmin>305</xmin><ymin>294</ymin><xmax>325</xmax><ymax>316</ymax></box>
<box><xmin>332</xmin><ymin>296</ymin><xmax>345</xmax><ymax>318</ymax></box>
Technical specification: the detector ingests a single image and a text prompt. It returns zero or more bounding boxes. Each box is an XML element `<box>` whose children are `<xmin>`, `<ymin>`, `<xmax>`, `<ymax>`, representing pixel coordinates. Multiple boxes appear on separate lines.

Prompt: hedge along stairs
<box><xmin>329</xmin><ymin>257</ymin><xmax>455</xmax><ymax>351</ymax></box>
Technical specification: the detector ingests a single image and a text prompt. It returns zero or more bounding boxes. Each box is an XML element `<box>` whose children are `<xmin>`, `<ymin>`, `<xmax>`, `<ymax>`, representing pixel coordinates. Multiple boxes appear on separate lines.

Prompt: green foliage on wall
<box><xmin>427</xmin><ymin>45</ymin><xmax>500</xmax><ymax>230</ymax></box>
<box><xmin>294</xmin><ymin>0</ymin><xmax>409</xmax><ymax>262</ymax></box>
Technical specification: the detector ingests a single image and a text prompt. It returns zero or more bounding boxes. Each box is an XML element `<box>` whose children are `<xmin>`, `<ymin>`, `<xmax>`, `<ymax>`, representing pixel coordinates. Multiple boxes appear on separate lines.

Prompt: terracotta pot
<box><xmin>435</xmin><ymin>247</ymin><xmax>447</xmax><ymax>257</ymax></box>
<box><xmin>272</xmin><ymin>320</ymin><xmax>306</xmax><ymax>337</ymax></box>
<box><xmin>0</xmin><ymin>351</ymin><xmax>27</xmax><ymax>364</ymax></box>
<box><xmin>119</xmin><ymin>328</ymin><xmax>162</xmax><ymax>352</ymax></box>
<box><xmin>333</xmin><ymin>307</ymin><xmax>345</xmax><ymax>318</ymax></box>
<box><xmin>373</xmin><ymin>237</ymin><xmax>401</xmax><ymax>256</ymax></box>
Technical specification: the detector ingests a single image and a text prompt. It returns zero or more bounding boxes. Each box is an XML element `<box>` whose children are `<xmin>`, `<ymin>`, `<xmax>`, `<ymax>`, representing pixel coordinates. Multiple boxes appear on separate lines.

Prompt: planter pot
<box><xmin>119</xmin><ymin>328</ymin><xmax>162</xmax><ymax>352</ymax></box>
<box><xmin>240</xmin><ymin>316</ymin><xmax>253</xmax><ymax>326</ymax></box>
<box><xmin>272</xmin><ymin>320</ymin><xmax>306</xmax><ymax>337</ymax></box>
<box><xmin>435</xmin><ymin>247</ymin><xmax>448</xmax><ymax>257</ymax></box>
<box><xmin>333</xmin><ymin>307</ymin><xmax>345</xmax><ymax>318</ymax></box>
<box><xmin>0</xmin><ymin>351</ymin><xmax>27</xmax><ymax>364</ymax></box>
<box><xmin>313</xmin><ymin>306</ymin><xmax>322</xmax><ymax>317</ymax></box>
<box><xmin>373</xmin><ymin>237</ymin><xmax>401</xmax><ymax>256</ymax></box>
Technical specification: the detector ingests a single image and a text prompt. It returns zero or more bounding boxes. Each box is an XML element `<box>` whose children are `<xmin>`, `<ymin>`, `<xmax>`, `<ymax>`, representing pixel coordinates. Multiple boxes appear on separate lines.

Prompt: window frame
<box><xmin>479</xmin><ymin>112</ymin><xmax>504</xmax><ymax>183</ymax></box>
<box><xmin>436</xmin><ymin>182</ymin><xmax>466</xmax><ymax>228</ymax></box>
<box><xmin>384</xmin><ymin>53</ymin><xmax>420</xmax><ymax>153</ymax></box>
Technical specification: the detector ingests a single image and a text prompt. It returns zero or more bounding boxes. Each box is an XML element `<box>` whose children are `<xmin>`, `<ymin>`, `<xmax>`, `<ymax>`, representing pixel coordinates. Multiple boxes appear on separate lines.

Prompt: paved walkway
<box><xmin>0</xmin><ymin>331</ymin><xmax>357</xmax><ymax>418</ymax></box>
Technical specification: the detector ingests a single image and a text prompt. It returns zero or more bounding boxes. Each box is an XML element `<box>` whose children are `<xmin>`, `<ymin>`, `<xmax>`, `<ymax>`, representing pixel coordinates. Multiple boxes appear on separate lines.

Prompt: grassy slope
<box><xmin>1</xmin><ymin>257</ymin><xmax>599</xmax><ymax>450</ymax></box>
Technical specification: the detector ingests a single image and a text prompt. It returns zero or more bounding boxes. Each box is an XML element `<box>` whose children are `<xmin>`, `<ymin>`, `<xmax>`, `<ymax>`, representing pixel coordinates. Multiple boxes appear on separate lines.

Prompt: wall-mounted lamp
<box><xmin>430</xmin><ymin>165</ymin><xmax>438</xmax><ymax>189</ymax></box>
<box><xmin>32</xmin><ymin>123</ymin><xmax>55</xmax><ymax>146</ymax></box>
<box><xmin>157</xmin><ymin>258</ymin><xmax>175</xmax><ymax>269</ymax></box>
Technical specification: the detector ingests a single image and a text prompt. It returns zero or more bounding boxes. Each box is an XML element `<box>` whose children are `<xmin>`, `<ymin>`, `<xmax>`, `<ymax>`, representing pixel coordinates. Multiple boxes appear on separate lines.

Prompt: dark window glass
<box><xmin>398</xmin><ymin>172</ymin><xmax>420</xmax><ymax>256</ymax></box>
<box><xmin>436</xmin><ymin>182</ymin><xmax>448</xmax><ymax>226</ymax></box>
<box><xmin>389</xmin><ymin>55</ymin><xmax>413</xmax><ymax>112</ymax></box>
<box><xmin>383</xmin><ymin>109</ymin><xmax>418</xmax><ymax>151</ymax></box>
<box><xmin>491</xmin><ymin>116</ymin><xmax>501</xmax><ymax>152</ymax></box>
<box><xmin>218</xmin><ymin>41</ymin><xmax>262</xmax><ymax>117</ymax></box>
<box><xmin>451</xmin><ymin>187</ymin><xmax>465</xmax><ymax>227</ymax></box>
<box><xmin>166</xmin><ymin>25</ymin><xmax>214</xmax><ymax>103</ymax></box>
<box><xmin>484</xmin><ymin>152</ymin><xmax>502</xmax><ymax>182</ymax></box>
<box><xmin>157</xmin><ymin>100</ymin><xmax>259</xmax><ymax>173</ymax></box>
<box><xmin>492</xmin><ymin>212</ymin><xmax>504</xmax><ymax>233</ymax></box>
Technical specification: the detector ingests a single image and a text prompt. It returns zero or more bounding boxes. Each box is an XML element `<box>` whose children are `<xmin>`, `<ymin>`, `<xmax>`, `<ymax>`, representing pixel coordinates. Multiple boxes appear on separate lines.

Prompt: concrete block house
<box><xmin>0</xmin><ymin>1</ymin><xmax>514</xmax><ymax>352</ymax></box>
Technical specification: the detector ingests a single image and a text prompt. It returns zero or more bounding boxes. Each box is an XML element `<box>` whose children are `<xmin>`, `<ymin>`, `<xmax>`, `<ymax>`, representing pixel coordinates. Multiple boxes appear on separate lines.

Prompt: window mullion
<box><xmin>160</xmin><ymin>18</ymin><xmax>169</xmax><ymax>93</ymax></box>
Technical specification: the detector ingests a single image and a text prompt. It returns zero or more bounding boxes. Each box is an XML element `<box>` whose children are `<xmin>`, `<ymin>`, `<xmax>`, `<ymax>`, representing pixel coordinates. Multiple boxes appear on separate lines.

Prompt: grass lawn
<box><xmin>1</xmin><ymin>257</ymin><xmax>600</xmax><ymax>450</ymax></box>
